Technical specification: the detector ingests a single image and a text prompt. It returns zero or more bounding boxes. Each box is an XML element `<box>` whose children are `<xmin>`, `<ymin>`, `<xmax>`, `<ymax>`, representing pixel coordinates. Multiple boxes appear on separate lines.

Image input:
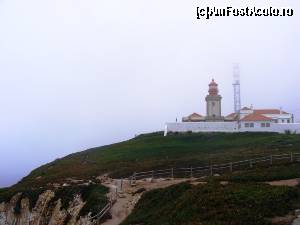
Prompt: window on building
<box><xmin>287</xmin><ymin>119</ymin><xmax>290</xmax><ymax>123</ymax></box>
<box><xmin>245</xmin><ymin>123</ymin><xmax>249</xmax><ymax>128</ymax></box>
<box><xmin>282</xmin><ymin>119</ymin><xmax>285</xmax><ymax>123</ymax></box>
<box><xmin>266</xmin><ymin>123</ymin><xmax>270</xmax><ymax>127</ymax></box>
<box><xmin>250</xmin><ymin>123</ymin><xmax>254</xmax><ymax>128</ymax></box>
<box><xmin>212</xmin><ymin>102</ymin><xmax>215</xmax><ymax>107</ymax></box>
<box><xmin>261</xmin><ymin>123</ymin><xmax>266</xmax><ymax>127</ymax></box>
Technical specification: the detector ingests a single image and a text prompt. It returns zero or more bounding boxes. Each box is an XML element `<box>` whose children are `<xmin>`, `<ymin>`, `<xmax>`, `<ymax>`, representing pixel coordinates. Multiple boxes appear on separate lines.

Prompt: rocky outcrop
<box><xmin>0</xmin><ymin>191</ymin><xmax>92</xmax><ymax>225</ymax></box>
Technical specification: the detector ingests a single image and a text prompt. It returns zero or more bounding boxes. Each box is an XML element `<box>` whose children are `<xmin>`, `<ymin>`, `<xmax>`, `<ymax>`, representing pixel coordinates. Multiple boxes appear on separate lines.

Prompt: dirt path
<box><xmin>267</xmin><ymin>178</ymin><xmax>300</xmax><ymax>187</ymax></box>
<box><xmin>101</xmin><ymin>178</ymin><xmax>197</xmax><ymax>225</ymax></box>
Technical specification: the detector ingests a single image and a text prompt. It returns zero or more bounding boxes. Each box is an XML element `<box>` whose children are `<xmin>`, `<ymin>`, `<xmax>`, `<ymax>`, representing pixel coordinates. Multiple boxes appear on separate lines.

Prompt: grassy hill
<box><xmin>2</xmin><ymin>132</ymin><xmax>300</xmax><ymax>224</ymax></box>
<box><xmin>11</xmin><ymin>132</ymin><xmax>300</xmax><ymax>190</ymax></box>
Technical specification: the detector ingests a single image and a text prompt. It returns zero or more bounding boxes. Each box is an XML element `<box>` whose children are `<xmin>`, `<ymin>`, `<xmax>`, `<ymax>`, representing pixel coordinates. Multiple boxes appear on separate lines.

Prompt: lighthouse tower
<box><xmin>205</xmin><ymin>79</ymin><xmax>223</xmax><ymax>121</ymax></box>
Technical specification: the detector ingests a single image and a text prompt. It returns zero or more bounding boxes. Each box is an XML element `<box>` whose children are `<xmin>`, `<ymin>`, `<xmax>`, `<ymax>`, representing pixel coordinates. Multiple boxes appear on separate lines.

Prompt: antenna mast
<box><xmin>233</xmin><ymin>64</ymin><xmax>241</xmax><ymax>114</ymax></box>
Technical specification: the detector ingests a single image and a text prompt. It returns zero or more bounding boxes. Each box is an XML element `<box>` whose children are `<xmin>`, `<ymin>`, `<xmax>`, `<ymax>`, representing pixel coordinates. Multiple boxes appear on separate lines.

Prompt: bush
<box><xmin>79</xmin><ymin>184</ymin><xmax>109</xmax><ymax>217</ymax></box>
<box><xmin>47</xmin><ymin>184</ymin><xmax>109</xmax><ymax>218</ymax></box>
<box><xmin>133</xmin><ymin>188</ymin><xmax>146</xmax><ymax>195</ymax></box>
<box><xmin>218</xmin><ymin>163</ymin><xmax>300</xmax><ymax>183</ymax></box>
<box><xmin>13</xmin><ymin>188</ymin><xmax>46</xmax><ymax>214</ymax></box>
<box><xmin>285</xmin><ymin>130</ymin><xmax>292</xmax><ymax>135</ymax></box>
<box><xmin>122</xmin><ymin>182</ymin><xmax>300</xmax><ymax>225</ymax></box>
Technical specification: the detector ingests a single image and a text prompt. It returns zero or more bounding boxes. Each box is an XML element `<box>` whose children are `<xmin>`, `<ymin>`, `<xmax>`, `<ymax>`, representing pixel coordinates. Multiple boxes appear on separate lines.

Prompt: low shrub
<box><xmin>133</xmin><ymin>188</ymin><xmax>146</xmax><ymax>195</ymax></box>
<box><xmin>79</xmin><ymin>184</ymin><xmax>109</xmax><ymax>217</ymax></box>
<box><xmin>219</xmin><ymin>163</ymin><xmax>300</xmax><ymax>183</ymax></box>
<box><xmin>122</xmin><ymin>182</ymin><xmax>300</xmax><ymax>225</ymax></box>
<box><xmin>48</xmin><ymin>184</ymin><xmax>109</xmax><ymax>217</ymax></box>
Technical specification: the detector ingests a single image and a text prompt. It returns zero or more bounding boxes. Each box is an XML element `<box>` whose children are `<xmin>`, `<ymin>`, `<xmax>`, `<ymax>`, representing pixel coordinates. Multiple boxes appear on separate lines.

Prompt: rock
<box><xmin>157</xmin><ymin>178</ymin><xmax>166</xmax><ymax>181</ymax></box>
<box><xmin>295</xmin><ymin>209</ymin><xmax>300</xmax><ymax>217</ymax></box>
<box><xmin>292</xmin><ymin>218</ymin><xmax>300</xmax><ymax>225</ymax></box>
<box><xmin>0</xmin><ymin>189</ymin><xmax>93</xmax><ymax>225</ymax></box>
<box><xmin>118</xmin><ymin>193</ymin><xmax>126</xmax><ymax>198</ymax></box>
<box><xmin>66</xmin><ymin>194</ymin><xmax>86</xmax><ymax>225</ymax></box>
<box><xmin>53</xmin><ymin>183</ymin><xmax>61</xmax><ymax>188</ymax></box>
<box><xmin>48</xmin><ymin>199</ymin><xmax>68</xmax><ymax>225</ymax></box>
<box><xmin>220</xmin><ymin>181</ymin><xmax>229</xmax><ymax>185</ymax></box>
<box><xmin>272</xmin><ymin>215</ymin><xmax>295</xmax><ymax>225</ymax></box>
<box><xmin>31</xmin><ymin>190</ymin><xmax>55</xmax><ymax>225</ymax></box>
<box><xmin>97</xmin><ymin>174</ymin><xmax>109</xmax><ymax>183</ymax></box>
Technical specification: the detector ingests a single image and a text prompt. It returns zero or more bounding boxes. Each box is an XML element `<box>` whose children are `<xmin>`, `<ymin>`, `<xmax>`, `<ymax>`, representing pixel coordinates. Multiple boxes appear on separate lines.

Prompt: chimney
<box><xmin>280</xmin><ymin>107</ymin><xmax>282</xmax><ymax>114</ymax></box>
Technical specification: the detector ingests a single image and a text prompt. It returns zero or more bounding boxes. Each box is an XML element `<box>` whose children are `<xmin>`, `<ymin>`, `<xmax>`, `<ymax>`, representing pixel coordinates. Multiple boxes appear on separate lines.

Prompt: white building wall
<box><xmin>272</xmin><ymin>123</ymin><xmax>300</xmax><ymax>133</ymax></box>
<box><xmin>164</xmin><ymin>122</ymin><xmax>300</xmax><ymax>136</ymax></box>
<box><xmin>239</xmin><ymin>121</ymin><xmax>274</xmax><ymax>132</ymax></box>
<box><xmin>261</xmin><ymin>114</ymin><xmax>293</xmax><ymax>123</ymax></box>
<box><xmin>164</xmin><ymin>122</ymin><xmax>238</xmax><ymax>136</ymax></box>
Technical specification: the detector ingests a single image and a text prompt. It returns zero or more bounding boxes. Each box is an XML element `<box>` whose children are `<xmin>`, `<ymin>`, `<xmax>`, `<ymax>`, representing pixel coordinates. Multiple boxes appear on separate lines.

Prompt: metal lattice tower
<box><xmin>233</xmin><ymin>64</ymin><xmax>241</xmax><ymax>114</ymax></box>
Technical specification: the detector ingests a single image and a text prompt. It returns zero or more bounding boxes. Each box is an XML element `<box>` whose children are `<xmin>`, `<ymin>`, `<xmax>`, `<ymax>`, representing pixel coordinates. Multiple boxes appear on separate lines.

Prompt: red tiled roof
<box><xmin>189</xmin><ymin>113</ymin><xmax>204</xmax><ymax>118</ymax></box>
<box><xmin>254</xmin><ymin>109</ymin><xmax>288</xmax><ymax>115</ymax></box>
<box><xmin>241</xmin><ymin>107</ymin><xmax>252</xmax><ymax>110</ymax></box>
<box><xmin>241</xmin><ymin>113</ymin><xmax>272</xmax><ymax>121</ymax></box>
<box><xmin>226</xmin><ymin>113</ymin><xmax>237</xmax><ymax>118</ymax></box>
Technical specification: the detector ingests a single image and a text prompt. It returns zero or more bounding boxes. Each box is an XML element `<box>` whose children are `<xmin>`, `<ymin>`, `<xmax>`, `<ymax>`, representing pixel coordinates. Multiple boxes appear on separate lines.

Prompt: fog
<box><xmin>0</xmin><ymin>0</ymin><xmax>299</xmax><ymax>187</ymax></box>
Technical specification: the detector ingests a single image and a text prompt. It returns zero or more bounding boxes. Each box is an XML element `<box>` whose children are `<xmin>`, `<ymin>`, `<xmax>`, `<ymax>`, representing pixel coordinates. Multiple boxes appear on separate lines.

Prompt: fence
<box><xmin>91</xmin><ymin>191</ymin><xmax>118</xmax><ymax>224</ymax></box>
<box><xmin>92</xmin><ymin>152</ymin><xmax>300</xmax><ymax>223</ymax></box>
<box><xmin>129</xmin><ymin>152</ymin><xmax>300</xmax><ymax>185</ymax></box>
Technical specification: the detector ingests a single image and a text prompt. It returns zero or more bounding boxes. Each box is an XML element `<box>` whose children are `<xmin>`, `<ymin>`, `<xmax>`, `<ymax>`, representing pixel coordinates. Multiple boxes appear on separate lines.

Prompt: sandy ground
<box><xmin>267</xmin><ymin>178</ymin><xmax>300</xmax><ymax>187</ymax></box>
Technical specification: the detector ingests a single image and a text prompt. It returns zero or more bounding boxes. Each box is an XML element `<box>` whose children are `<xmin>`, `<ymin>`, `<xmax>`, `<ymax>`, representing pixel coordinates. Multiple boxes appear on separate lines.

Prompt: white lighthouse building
<box><xmin>165</xmin><ymin>79</ymin><xmax>300</xmax><ymax>136</ymax></box>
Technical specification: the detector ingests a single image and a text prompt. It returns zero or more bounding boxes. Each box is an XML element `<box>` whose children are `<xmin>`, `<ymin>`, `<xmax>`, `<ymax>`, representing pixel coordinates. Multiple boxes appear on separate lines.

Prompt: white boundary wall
<box><xmin>271</xmin><ymin>123</ymin><xmax>300</xmax><ymax>133</ymax></box>
<box><xmin>164</xmin><ymin>122</ymin><xmax>238</xmax><ymax>136</ymax></box>
<box><xmin>164</xmin><ymin>122</ymin><xmax>300</xmax><ymax>136</ymax></box>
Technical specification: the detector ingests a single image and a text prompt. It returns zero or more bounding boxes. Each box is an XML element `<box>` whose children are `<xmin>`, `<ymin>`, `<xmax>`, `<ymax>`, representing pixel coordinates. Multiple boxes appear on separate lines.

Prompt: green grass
<box><xmin>15</xmin><ymin>132</ymin><xmax>300</xmax><ymax>190</ymax></box>
<box><xmin>122</xmin><ymin>182</ymin><xmax>300</xmax><ymax>225</ymax></box>
<box><xmin>214</xmin><ymin>163</ymin><xmax>300</xmax><ymax>183</ymax></box>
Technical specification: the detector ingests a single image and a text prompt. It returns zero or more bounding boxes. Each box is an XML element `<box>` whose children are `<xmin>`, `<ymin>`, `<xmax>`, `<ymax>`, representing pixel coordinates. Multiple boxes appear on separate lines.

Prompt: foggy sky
<box><xmin>0</xmin><ymin>0</ymin><xmax>299</xmax><ymax>187</ymax></box>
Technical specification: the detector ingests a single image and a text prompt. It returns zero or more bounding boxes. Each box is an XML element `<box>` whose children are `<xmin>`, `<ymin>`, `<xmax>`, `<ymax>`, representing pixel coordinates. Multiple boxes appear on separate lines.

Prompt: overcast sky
<box><xmin>0</xmin><ymin>0</ymin><xmax>299</xmax><ymax>187</ymax></box>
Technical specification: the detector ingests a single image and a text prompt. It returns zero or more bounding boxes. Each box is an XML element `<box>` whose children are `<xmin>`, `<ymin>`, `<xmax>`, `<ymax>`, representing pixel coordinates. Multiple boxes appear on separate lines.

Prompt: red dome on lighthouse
<box><xmin>208</xmin><ymin>79</ymin><xmax>219</xmax><ymax>95</ymax></box>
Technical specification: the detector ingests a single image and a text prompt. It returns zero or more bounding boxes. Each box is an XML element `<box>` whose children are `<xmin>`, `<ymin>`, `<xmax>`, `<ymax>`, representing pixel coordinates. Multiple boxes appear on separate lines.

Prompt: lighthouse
<box><xmin>205</xmin><ymin>79</ymin><xmax>224</xmax><ymax>121</ymax></box>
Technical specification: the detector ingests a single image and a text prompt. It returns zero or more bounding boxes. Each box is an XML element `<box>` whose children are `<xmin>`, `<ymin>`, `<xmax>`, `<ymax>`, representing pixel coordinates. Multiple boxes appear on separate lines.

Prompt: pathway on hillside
<box><xmin>101</xmin><ymin>178</ymin><xmax>197</xmax><ymax>225</ymax></box>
